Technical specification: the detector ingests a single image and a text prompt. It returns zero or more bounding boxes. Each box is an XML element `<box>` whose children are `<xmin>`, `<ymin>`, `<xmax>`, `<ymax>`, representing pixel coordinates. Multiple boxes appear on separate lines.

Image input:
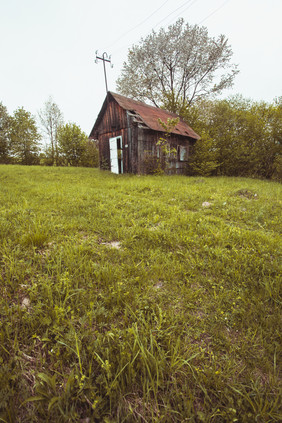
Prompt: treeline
<box><xmin>1</xmin><ymin>95</ymin><xmax>281</xmax><ymax>179</ymax></box>
<box><xmin>183</xmin><ymin>95</ymin><xmax>282</xmax><ymax>179</ymax></box>
<box><xmin>0</xmin><ymin>98</ymin><xmax>99</xmax><ymax>167</ymax></box>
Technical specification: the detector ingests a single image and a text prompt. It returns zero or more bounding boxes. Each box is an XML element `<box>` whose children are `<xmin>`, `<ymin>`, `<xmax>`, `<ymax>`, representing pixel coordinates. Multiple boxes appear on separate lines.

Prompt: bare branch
<box><xmin>116</xmin><ymin>18</ymin><xmax>239</xmax><ymax>113</ymax></box>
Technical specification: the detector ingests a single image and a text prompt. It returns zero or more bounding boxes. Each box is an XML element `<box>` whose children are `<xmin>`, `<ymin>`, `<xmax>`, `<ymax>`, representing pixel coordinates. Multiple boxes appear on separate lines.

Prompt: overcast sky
<box><xmin>1</xmin><ymin>0</ymin><xmax>281</xmax><ymax>136</ymax></box>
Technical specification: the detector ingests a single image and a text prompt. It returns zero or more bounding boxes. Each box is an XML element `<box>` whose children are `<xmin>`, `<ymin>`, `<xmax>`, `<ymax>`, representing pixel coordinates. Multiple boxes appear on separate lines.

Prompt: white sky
<box><xmin>0</xmin><ymin>0</ymin><xmax>281</xmax><ymax>136</ymax></box>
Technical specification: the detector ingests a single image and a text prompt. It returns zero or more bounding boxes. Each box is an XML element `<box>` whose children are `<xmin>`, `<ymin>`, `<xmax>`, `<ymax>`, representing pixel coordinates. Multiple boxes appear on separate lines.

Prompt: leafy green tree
<box><xmin>187</xmin><ymin>131</ymin><xmax>219</xmax><ymax>176</ymax></box>
<box><xmin>157</xmin><ymin>118</ymin><xmax>179</xmax><ymax>153</ymax></box>
<box><xmin>142</xmin><ymin>118</ymin><xmax>180</xmax><ymax>174</ymax></box>
<box><xmin>38</xmin><ymin>97</ymin><xmax>63</xmax><ymax>165</ymax></box>
<box><xmin>186</xmin><ymin>96</ymin><xmax>281</xmax><ymax>178</ymax></box>
<box><xmin>212</xmin><ymin>97</ymin><xmax>281</xmax><ymax>177</ymax></box>
<box><xmin>10</xmin><ymin>107</ymin><xmax>41</xmax><ymax>165</ymax></box>
<box><xmin>267</xmin><ymin>97</ymin><xmax>282</xmax><ymax>179</ymax></box>
<box><xmin>0</xmin><ymin>102</ymin><xmax>11</xmax><ymax>163</ymax></box>
<box><xmin>58</xmin><ymin>123</ymin><xmax>89</xmax><ymax>166</ymax></box>
<box><xmin>156</xmin><ymin>118</ymin><xmax>178</xmax><ymax>172</ymax></box>
<box><xmin>117</xmin><ymin>18</ymin><xmax>238</xmax><ymax>113</ymax></box>
<box><xmin>80</xmin><ymin>140</ymin><xmax>99</xmax><ymax>168</ymax></box>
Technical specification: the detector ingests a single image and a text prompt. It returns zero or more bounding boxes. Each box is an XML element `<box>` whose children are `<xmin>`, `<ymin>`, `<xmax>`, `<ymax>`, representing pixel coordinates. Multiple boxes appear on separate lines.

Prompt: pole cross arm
<box><xmin>95</xmin><ymin>51</ymin><xmax>114</xmax><ymax>93</ymax></box>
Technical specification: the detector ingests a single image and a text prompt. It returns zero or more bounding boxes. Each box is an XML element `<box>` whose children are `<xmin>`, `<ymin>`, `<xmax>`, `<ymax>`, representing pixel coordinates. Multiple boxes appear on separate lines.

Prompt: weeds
<box><xmin>0</xmin><ymin>165</ymin><xmax>281</xmax><ymax>422</ymax></box>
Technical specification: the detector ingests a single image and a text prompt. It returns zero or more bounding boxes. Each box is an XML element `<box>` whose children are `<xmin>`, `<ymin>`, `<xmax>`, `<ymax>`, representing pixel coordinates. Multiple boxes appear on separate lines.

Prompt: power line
<box><xmin>111</xmin><ymin>0</ymin><xmax>198</xmax><ymax>56</ymax></box>
<box><xmin>109</xmin><ymin>0</ymin><xmax>233</xmax><ymax>62</ymax></box>
<box><xmin>111</xmin><ymin>0</ymin><xmax>199</xmax><ymax>58</ymax></box>
<box><xmin>164</xmin><ymin>0</ymin><xmax>200</xmax><ymax>27</ymax></box>
<box><xmin>111</xmin><ymin>0</ymin><xmax>197</xmax><ymax>56</ymax></box>
<box><xmin>105</xmin><ymin>0</ymin><xmax>171</xmax><ymax>50</ymax></box>
<box><xmin>151</xmin><ymin>0</ymin><xmax>195</xmax><ymax>30</ymax></box>
<box><xmin>198</xmin><ymin>0</ymin><xmax>232</xmax><ymax>25</ymax></box>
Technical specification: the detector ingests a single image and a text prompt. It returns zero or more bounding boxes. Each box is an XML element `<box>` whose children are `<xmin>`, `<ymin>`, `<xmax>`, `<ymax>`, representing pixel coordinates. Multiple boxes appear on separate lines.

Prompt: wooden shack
<box><xmin>89</xmin><ymin>92</ymin><xmax>200</xmax><ymax>175</ymax></box>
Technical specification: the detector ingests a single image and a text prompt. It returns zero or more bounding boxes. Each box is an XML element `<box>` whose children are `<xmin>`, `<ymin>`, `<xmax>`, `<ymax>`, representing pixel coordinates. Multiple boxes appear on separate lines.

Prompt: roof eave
<box><xmin>90</xmin><ymin>91</ymin><xmax>200</xmax><ymax>141</ymax></box>
<box><xmin>89</xmin><ymin>92</ymin><xmax>114</xmax><ymax>138</ymax></box>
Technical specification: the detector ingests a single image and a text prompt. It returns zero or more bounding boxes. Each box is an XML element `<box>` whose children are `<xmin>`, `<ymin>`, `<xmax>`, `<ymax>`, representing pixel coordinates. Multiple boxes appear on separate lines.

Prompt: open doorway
<box><xmin>109</xmin><ymin>136</ymin><xmax>123</xmax><ymax>174</ymax></box>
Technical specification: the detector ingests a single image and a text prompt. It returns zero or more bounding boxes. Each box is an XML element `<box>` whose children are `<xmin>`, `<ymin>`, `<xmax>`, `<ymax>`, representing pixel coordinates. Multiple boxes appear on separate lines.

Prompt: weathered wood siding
<box><xmin>96</xmin><ymin>98</ymin><xmax>130</xmax><ymax>172</ymax></box>
<box><xmin>135</xmin><ymin>129</ymin><xmax>193</xmax><ymax>174</ymax></box>
<box><xmin>94</xmin><ymin>95</ymin><xmax>195</xmax><ymax>175</ymax></box>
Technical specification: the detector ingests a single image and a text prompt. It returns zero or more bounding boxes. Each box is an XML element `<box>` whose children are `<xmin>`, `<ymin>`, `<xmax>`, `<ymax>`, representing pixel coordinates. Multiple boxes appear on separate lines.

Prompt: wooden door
<box><xmin>109</xmin><ymin>136</ymin><xmax>123</xmax><ymax>174</ymax></box>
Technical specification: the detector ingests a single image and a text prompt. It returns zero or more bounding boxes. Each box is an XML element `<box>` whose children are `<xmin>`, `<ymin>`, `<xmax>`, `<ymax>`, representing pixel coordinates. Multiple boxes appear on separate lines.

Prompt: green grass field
<box><xmin>0</xmin><ymin>165</ymin><xmax>281</xmax><ymax>422</ymax></box>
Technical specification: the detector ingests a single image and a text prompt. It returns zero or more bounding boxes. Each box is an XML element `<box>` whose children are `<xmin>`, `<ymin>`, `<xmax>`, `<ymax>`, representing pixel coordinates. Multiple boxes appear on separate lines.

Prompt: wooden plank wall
<box><xmin>96</xmin><ymin>97</ymin><xmax>196</xmax><ymax>174</ymax></box>
<box><xmin>97</xmin><ymin>98</ymin><xmax>129</xmax><ymax>171</ymax></box>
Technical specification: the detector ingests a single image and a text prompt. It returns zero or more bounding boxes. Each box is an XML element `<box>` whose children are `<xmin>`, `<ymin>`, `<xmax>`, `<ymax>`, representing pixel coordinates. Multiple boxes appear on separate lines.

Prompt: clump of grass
<box><xmin>21</xmin><ymin>224</ymin><xmax>50</xmax><ymax>248</ymax></box>
<box><xmin>0</xmin><ymin>165</ymin><xmax>281</xmax><ymax>422</ymax></box>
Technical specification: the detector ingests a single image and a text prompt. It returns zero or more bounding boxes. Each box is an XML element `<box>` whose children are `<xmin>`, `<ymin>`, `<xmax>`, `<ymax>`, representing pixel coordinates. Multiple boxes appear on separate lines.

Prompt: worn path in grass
<box><xmin>0</xmin><ymin>165</ymin><xmax>281</xmax><ymax>422</ymax></box>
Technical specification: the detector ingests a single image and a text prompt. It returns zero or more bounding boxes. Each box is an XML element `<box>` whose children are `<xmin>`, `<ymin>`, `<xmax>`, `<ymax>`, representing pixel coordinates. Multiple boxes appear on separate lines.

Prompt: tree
<box><xmin>0</xmin><ymin>102</ymin><xmax>11</xmax><ymax>164</ymax></box>
<box><xmin>156</xmin><ymin>118</ymin><xmax>178</xmax><ymax>171</ymax></box>
<box><xmin>187</xmin><ymin>131</ymin><xmax>219</xmax><ymax>176</ymax></box>
<box><xmin>117</xmin><ymin>18</ymin><xmax>239</xmax><ymax>113</ymax></box>
<box><xmin>143</xmin><ymin>118</ymin><xmax>180</xmax><ymax>174</ymax></box>
<box><xmin>57</xmin><ymin>123</ymin><xmax>88</xmax><ymax>166</ymax></box>
<box><xmin>271</xmin><ymin>97</ymin><xmax>282</xmax><ymax>179</ymax></box>
<box><xmin>185</xmin><ymin>96</ymin><xmax>282</xmax><ymax>179</ymax></box>
<box><xmin>38</xmin><ymin>97</ymin><xmax>63</xmax><ymax>165</ymax></box>
<box><xmin>80</xmin><ymin>139</ymin><xmax>99</xmax><ymax>168</ymax></box>
<box><xmin>10</xmin><ymin>107</ymin><xmax>41</xmax><ymax>165</ymax></box>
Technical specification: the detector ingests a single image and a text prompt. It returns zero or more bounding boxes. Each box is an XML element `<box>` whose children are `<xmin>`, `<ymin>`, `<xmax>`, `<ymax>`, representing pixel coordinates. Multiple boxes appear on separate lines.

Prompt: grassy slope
<box><xmin>0</xmin><ymin>165</ymin><xmax>281</xmax><ymax>422</ymax></box>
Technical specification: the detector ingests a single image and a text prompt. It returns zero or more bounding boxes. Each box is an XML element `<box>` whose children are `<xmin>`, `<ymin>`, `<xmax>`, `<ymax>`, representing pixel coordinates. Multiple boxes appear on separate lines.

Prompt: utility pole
<box><xmin>95</xmin><ymin>51</ymin><xmax>113</xmax><ymax>93</ymax></box>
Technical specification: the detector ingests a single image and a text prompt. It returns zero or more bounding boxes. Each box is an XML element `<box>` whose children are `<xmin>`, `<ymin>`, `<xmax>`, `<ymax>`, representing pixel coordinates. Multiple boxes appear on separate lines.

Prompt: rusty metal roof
<box><xmin>90</xmin><ymin>92</ymin><xmax>200</xmax><ymax>140</ymax></box>
<box><xmin>110</xmin><ymin>92</ymin><xmax>200</xmax><ymax>140</ymax></box>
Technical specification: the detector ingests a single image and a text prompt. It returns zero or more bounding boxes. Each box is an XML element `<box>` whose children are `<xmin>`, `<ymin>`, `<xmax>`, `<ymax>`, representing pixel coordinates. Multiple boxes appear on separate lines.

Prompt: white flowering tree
<box><xmin>117</xmin><ymin>19</ymin><xmax>239</xmax><ymax>113</ymax></box>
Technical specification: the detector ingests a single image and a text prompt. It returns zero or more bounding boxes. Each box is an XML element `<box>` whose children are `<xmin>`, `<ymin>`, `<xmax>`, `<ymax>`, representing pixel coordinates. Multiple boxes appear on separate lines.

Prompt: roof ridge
<box><xmin>110</xmin><ymin>92</ymin><xmax>180</xmax><ymax>117</ymax></box>
<box><xmin>109</xmin><ymin>92</ymin><xmax>199</xmax><ymax>139</ymax></box>
<box><xmin>89</xmin><ymin>92</ymin><xmax>200</xmax><ymax>140</ymax></box>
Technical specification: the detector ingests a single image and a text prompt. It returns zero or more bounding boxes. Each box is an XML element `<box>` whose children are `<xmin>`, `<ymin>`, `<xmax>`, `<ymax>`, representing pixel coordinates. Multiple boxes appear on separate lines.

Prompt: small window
<box><xmin>178</xmin><ymin>145</ymin><xmax>189</xmax><ymax>161</ymax></box>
